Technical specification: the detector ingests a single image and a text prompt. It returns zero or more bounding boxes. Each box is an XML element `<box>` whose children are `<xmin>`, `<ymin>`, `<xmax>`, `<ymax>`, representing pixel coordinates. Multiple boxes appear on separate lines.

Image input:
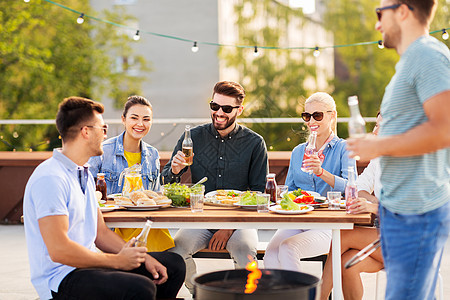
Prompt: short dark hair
<box><xmin>212</xmin><ymin>81</ymin><xmax>245</xmax><ymax>105</ymax></box>
<box><xmin>122</xmin><ymin>95</ymin><xmax>152</xmax><ymax>118</ymax></box>
<box><xmin>56</xmin><ymin>96</ymin><xmax>104</xmax><ymax>142</ymax></box>
<box><xmin>399</xmin><ymin>0</ymin><xmax>437</xmax><ymax>25</ymax></box>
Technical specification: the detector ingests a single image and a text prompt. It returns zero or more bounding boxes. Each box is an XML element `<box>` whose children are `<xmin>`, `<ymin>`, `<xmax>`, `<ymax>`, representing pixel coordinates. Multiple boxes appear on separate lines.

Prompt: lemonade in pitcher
<box><xmin>119</xmin><ymin>164</ymin><xmax>144</xmax><ymax>197</ymax></box>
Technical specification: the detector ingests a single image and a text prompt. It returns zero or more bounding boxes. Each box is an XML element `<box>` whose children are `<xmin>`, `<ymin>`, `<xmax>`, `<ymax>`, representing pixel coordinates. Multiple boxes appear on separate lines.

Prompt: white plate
<box><xmin>204</xmin><ymin>190</ymin><xmax>243</xmax><ymax>198</ymax></box>
<box><xmin>99</xmin><ymin>205</ymin><xmax>119</xmax><ymax>212</ymax></box>
<box><xmin>340</xmin><ymin>200</ymin><xmax>346</xmax><ymax>208</ymax></box>
<box><xmin>269</xmin><ymin>205</ymin><xmax>314</xmax><ymax>214</ymax></box>
<box><xmin>121</xmin><ymin>204</ymin><xmax>166</xmax><ymax>211</ymax></box>
<box><xmin>233</xmin><ymin>203</ymin><xmax>258</xmax><ymax>209</ymax></box>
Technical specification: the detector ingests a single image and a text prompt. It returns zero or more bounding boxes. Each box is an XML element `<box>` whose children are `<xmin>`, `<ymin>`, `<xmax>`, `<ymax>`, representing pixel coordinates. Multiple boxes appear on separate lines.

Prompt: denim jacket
<box><xmin>88</xmin><ymin>132</ymin><xmax>161</xmax><ymax>194</ymax></box>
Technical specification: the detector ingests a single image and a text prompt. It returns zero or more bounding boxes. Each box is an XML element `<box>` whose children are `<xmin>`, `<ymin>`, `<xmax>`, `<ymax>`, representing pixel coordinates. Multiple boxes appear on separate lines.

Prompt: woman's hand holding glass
<box><xmin>346</xmin><ymin>197</ymin><xmax>378</xmax><ymax>214</ymax></box>
<box><xmin>302</xmin><ymin>154</ymin><xmax>323</xmax><ymax>175</ymax></box>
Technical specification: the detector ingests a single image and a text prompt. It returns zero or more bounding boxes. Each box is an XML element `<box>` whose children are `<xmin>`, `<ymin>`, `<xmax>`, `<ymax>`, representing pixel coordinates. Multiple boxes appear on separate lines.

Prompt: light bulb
<box><xmin>191</xmin><ymin>41</ymin><xmax>199</xmax><ymax>53</ymax></box>
<box><xmin>313</xmin><ymin>47</ymin><xmax>320</xmax><ymax>57</ymax></box>
<box><xmin>77</xmin><ymin>13</ymin><xmax>84</xmax><ymax>24</ymax></box>
<box><xmin>442</xmin><ymin>29</ymin><xmax>449</xmax><ymax>40</ymax></box>
<box><xmin>24</xmin><ymin>0</ymin><xmax>30</xmax><ymax>3</ymax></box>
<box><xmin>378</xmin><ymin>40</ymin><xmax>384</xmax><ymax>49</ymax></box>
<box><xmin>253</xmin><ymin>46</ymin><xmax>260</xmax><ymax>57</ymax></box>
<box><xmin>133</xmin><ymin>30</ymin><xmax>140</xmax><ymax>41</ymax></box>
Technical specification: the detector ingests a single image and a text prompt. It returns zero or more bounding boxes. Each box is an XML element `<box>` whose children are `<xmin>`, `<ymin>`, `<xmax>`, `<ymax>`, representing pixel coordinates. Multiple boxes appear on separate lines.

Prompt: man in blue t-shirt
<box><xmin>347</xmin><ymin>1</ymin><xmax>450</xmax><ymax>299</ymax></box>
<box><xmin>24</xmin><ymin>97</ymin><xmax>185</xmax><ymax>299</ymax></box>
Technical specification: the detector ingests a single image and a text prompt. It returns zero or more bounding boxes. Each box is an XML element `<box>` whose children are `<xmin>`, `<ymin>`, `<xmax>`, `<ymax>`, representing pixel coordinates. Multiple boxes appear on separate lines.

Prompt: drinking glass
<box><xmin>277</xmin><ymin>185</ymin><xmax>289</xmax><ymax>201</ymax></box>
<box><xmin>190</xmin><ymin>185</ymin><xmax>205</xmax><ymax>213</ymax></box>
<box><xmin>257</xmin><ymin>194</ymin><xmax>270</xmax><ymax>213</ymax></box>
<box><xmin>327</xmin><ymin>191</ymin><xmax>342</xmax><ymax>210</ymax></box>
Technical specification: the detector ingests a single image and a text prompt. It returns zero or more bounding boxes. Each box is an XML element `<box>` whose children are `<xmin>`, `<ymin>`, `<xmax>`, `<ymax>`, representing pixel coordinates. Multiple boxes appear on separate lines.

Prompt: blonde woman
<box><xmin>264</xmin><ymin>92</ymin><xmax>355</xmax><ymax>271</ymax></box>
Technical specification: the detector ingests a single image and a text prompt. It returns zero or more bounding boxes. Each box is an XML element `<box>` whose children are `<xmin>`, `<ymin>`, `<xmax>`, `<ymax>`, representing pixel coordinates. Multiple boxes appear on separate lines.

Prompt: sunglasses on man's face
<box><xmin>375</xmin><ymin>3</ymin><xmax>414</xmax><ymax>21</ymax></box>
<box><xmin>301</xmin><ymin>111</ymin><xmax>332</xmax><ymax>122</ymax></box>
<box><xmin>85</xmin><ymin>124</ymin><xmax>108</xmax><ymax>135</ymax></box>
<box><xmin>209</xmin><ymin>101</ymin><xmax>240</xmax><ymax>113</ymax></box>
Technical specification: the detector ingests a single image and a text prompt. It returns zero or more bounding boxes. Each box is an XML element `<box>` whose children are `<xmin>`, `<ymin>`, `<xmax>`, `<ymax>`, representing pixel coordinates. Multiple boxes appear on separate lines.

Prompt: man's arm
<box><xmin>348</xmin><ymin>91</ymin><xmax>450</xmax><ymax>161</ymax></box>
<box><xmin>39</xmin><ymin>214</ymin><xmax>146</xmax><ymax>270</ymax></box>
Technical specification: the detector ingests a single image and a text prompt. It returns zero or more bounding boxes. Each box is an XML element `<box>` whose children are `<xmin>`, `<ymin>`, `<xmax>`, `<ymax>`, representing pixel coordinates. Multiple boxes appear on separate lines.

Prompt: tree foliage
<box><xmin>220</xmin><ymin>0</ymin><xmax>317</xmax><ymax>150</ymax></box>
<box><xmin>0</xmin><ymin>0</ymin><xmax>149</xmax><ymax>151</ymax></box>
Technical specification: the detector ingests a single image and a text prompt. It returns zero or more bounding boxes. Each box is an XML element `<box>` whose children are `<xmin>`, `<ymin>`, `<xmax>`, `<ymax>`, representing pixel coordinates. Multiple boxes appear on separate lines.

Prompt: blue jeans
<box><xmin>380</xmin><ymin>201</ymin><xmax>450</xmax><ymax>300</ymax></box>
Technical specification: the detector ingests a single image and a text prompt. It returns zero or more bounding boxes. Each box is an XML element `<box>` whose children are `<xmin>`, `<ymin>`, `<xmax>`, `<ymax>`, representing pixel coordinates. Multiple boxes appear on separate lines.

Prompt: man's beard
<box><xmin>383</xmin><ymin>23</ymin><xmax>401</xmax><ymax>49</ymax></box>
<box><xmin>211</xmin><ymin>113</ymin><xmax>237</xmax><ymax>131</ymax></box>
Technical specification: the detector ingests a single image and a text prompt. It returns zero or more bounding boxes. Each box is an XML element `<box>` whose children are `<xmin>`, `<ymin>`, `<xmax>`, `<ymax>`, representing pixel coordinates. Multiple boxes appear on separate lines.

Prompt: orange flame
<box><xmin>244</xmin><ymin>260</ymin><xmax>262</xmax><ymax>294</ymax></box>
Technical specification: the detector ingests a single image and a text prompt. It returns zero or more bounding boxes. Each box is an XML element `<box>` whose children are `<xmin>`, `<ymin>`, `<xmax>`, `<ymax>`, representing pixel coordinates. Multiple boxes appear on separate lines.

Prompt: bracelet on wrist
<box><xmin>316</xmin><ymin>168</ymin><xmax>324</xmax><ymax>177</ymax></box>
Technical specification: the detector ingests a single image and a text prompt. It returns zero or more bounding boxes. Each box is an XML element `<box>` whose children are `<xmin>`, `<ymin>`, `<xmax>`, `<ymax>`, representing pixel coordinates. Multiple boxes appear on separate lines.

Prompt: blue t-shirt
<box><xmin>285</xmin><ymin>136</ymin><xmax>355</xmax><ymax>196</ymax></box>
<box><xmin>23</xmin><ymin>149</ymin><xmax>98</xmax><ymax>299</ymax></box>
<box><xmin>379</xmin><ymin>35</ymin><xmax>450</xmax><ymax>214</ymax></box>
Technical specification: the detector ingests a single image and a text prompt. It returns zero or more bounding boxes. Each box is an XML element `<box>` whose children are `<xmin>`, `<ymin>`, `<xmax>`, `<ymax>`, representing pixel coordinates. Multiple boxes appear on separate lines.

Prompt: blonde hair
<box><xmin>304</xmin><ymin>92</ymin><xmax>337</xmax><ymax>133</ymax></box>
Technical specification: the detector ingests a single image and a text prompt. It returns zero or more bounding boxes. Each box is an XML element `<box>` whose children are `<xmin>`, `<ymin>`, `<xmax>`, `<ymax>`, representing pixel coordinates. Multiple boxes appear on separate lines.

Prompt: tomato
<box><xmin>301</xmin><ymin>190</ymin><xmax>311</xmax><ymax>196</ymax></box>
<box><xmin>302</xmin><ymin>195</ymin><xmax>315</xmax><ymax>204</ymax></box>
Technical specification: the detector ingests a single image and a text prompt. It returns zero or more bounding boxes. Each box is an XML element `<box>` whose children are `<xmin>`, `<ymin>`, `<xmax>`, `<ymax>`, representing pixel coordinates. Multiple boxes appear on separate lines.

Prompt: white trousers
<box><xmin>169</xmin><ymin>228</ymin><xmax>258</xmax><ymax>293</ymax></box>
<box><xmin>263</xmin><ymin>229</ymin><xmax>332</xmax><ymax>271</ymax></box>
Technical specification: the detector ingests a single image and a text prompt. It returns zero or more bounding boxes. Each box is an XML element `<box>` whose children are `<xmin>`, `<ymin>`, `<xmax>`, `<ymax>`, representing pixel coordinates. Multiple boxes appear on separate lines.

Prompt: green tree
<box><xmin>220</xmin><ymin>0</ymin><xmax>317</xmax><ymax>150</ymax></box>
<box><xmin>0</xmin><ymin>0</ymin><xmax>149</xmax><ymax>151</ymax></box>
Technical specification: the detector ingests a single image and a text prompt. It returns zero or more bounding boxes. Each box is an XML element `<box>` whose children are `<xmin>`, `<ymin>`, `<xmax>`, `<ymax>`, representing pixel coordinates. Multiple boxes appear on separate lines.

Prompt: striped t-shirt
<box><xmin>379</xmin><ymin>35</ymin><xmax>450</xmax><ymax>215</ymax></box>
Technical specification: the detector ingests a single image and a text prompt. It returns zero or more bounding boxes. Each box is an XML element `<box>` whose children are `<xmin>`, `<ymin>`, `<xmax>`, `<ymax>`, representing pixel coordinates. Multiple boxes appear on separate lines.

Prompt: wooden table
<box><xmin>104</xmin><ymin>206</ymin><xmax>373</xmax><ymax>300</ymax></box>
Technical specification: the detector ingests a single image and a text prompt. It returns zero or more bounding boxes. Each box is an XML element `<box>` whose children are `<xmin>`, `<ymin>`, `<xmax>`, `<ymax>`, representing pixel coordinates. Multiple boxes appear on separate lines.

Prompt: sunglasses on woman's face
<box><xmin>301</xmin><ymin>111</ymin><xmax>332</xmax><ymax>122</ymax></box>
<box><xmin>209</xmin><ymin>101</ymin><xmax>240</xmax><ymax>113</ymax></box>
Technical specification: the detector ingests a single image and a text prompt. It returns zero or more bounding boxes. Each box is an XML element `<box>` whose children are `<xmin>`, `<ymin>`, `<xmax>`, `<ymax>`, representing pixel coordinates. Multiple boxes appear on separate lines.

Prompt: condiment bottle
<box><xmin>182</xmin><ymin>125</ymin><xmax>193</xmax><ymax>166</ymax></box>
<box><xmin>345</xmin><ymin>166</ymin><xmax>358</xmax><ymax>214</ymax></box>
<box><xmin>265</xmin><ymin>173</ymin><xmax>278</xmax><ymax>203</ymax></box>
<box><xmin>96</xmin><ymin>173</ymin><xmax>107</xmax><ymax>201</ymax></box>
<box><xmin>301</xmin><ymin>131</ymin><xmax>317</xmax><ymax>174</ymax></box>
<box><xmin>134</xmin><ymin>220</ymin><xmax>153</xmax><ymax>250</ymax></box>
<box><xmin>347</xmin><ymin>96</ymin><xmax>366</xmax><ymax>137</ymax></box>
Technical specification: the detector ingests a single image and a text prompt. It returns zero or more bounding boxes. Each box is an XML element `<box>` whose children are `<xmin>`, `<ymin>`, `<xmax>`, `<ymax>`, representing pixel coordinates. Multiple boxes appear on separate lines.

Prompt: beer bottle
<box><xmin>134</xmin><ymin>220</ymin><xmax>153</xmax><ymax>249</ymax></box>
<box><xmin>347</xmin><ymin>96</ymin><xmax>366</xmax><ymax>137</ymax></box>
<box><xmin>182</xmin><ymin>125</ymin><xmax>193</xmax><ymax>166</ymax></box>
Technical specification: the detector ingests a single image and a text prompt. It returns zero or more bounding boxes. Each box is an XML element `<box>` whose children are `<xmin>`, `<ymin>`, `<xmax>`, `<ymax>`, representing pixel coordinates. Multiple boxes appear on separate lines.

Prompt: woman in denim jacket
<box><xmin>89</xmin><ymin>95</ymin><xmax>174</xmax><ymax>251</ymax></box>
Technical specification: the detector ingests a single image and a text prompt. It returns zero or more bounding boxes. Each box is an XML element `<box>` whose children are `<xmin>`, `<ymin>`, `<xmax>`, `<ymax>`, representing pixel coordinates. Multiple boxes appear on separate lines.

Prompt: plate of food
<box><xmin>205</xmin><ymin>190</ymin><xmax>243</xmax><ymax>206</ymax></box>
<box><xmin>279</xmin><ymin>189</ymin><xmax>324</xmax><ymax>206</ymax></box>
<box><xmin>115</xmin><ymin>190</ymin><xmax>172</xmax><ymax>210</ymax></box>
<box><xmin>269</xmin><ymin>204</ymin><xmax>314</xmax><ymax>215</ymax></box>
<box><xmin>162</xmin><ymin>183</ymin><xmax>204</xmax><ymax>207</ymax></box>
<box><xmin>232</xmin><ymin>191</ymin><xmax>261</xmax><ymax>209</ymax></box>
<box><xmin>107</xmin><ymin>193</ymin><xmax>123</xmax><ymax>200</ymax></box>
<box><xmin>99</xmin><ymin>204</ymin><xmax>119</xmax><ymax>212</ymax></box>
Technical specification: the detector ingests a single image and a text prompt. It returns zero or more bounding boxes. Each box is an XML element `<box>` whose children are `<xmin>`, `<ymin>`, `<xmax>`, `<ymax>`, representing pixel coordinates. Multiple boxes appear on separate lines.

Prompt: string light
<box><xmin>313</xmin><ymin>47</ymin><xmax>320</xmax><ymax>57</ymax></box>
<box><xmin>76</xmin><ymin>13</ymin><xmax>84</xmax><ymax>24</ymax></box>
<box><xmin>253</xmin><ymin>46</ymin><xmax>260</xmax><ymax>57</ymax></box>
<box><xmin>191</xmin><ymin>41</ymin><xmax>199</xmax><ymax>53</ymax></box>
<box><xmin>24</xmin><ymin>0</ymin><xmax>30</xmax><ymax>3</ymax></box>
<box><xmin>443</xmin><ymin>29</ymin><xmax>449</xmax><ymax>40</ymax></box>
<box><xmin>378</xmin><ymin>40</ymin><xmax>384</xmax><ymax>49</ymax></box>
<box><xmin>133</xmin><ymin>30</ymin><xmax>140</xmax><ymax>41</ymax></box>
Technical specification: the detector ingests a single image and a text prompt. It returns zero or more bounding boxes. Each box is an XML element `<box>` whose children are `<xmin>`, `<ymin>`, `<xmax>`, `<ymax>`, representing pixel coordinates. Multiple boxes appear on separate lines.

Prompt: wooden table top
<box><xmin>102</xmin><ymin>205</ymin><xmax>373</xmax><ymax>225</ymax></box>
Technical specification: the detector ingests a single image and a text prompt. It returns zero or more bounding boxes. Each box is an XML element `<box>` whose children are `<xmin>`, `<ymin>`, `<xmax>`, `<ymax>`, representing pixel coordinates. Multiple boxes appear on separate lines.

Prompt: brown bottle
<box><xmin>96</xmin><ymin>173</ymin><xmax>107</xmax><ymax>201</ymax></box>
<box><xmin>265</xmin><ymin>173</ymin><xmax>277</xmax><ymax>203</ymax></box>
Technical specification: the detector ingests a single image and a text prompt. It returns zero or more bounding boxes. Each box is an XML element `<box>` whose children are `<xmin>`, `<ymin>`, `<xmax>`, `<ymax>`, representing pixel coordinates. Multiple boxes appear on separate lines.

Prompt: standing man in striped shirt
<box><xmin>347</xmin><ymin>0</ymin><xmax>450</xmax><ymax>299</ymax></box>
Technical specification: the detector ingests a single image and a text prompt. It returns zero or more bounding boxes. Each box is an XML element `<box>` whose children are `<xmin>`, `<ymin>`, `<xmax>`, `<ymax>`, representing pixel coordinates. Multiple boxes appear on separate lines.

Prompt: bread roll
<box><xmin>115</xmin><ymin>196</ymin><xmax>133</xmax><ymax>206</ymax></box>
<box><xmin>129</xmin><ymin>191</ymin><xmax>149</xmax><ymax>205</ymax></box>
<box><xmin>137</xmin><ymin>198</ymin><xmax>157</xmax><ymax>206</ymax></box>
<box><xmin>143</xmin><ymin>190</ymin><xmax>159</xmax><ymax>199</ymax></box>
<box><xmin>153</xmin><ymin>195</ymin><xmax>172</xmax><ymax>206</ymax></box>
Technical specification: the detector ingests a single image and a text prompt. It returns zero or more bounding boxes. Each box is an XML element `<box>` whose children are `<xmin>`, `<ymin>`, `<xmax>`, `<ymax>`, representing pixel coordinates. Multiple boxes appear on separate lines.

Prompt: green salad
<box><xmin>240</xmin><ymin>191</ymin><xmax>258</xmax><ymax>205</ymax></box>
<box><xmin>162</xmin><ymin>183</ymin><xmax>204</xmax><ymax>207</ymax></box>
<box><xmin>280</xmin><ymin>194</ymin><xmax>300</xmax><ymax>211</ymax></box>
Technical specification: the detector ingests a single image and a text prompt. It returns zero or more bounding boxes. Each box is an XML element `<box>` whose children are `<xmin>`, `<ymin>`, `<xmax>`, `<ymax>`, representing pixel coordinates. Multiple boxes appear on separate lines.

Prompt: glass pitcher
<box><xmin>119</xmin><ymin>163</ymin><xmax>144</xmax><ymax>197</ymax></box>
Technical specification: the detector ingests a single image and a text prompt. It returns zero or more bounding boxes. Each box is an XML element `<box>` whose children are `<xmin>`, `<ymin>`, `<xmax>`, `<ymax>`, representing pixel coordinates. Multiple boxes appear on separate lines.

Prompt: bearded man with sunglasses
<box><xmin>161</xmin><ymin>81</ymin><xmax>268</xmax><ymax>294</ymax></box>
<box><xmin>347</xmin><ymin>1</ymin><xmax>450</xmax><ymax>299</ymax></box>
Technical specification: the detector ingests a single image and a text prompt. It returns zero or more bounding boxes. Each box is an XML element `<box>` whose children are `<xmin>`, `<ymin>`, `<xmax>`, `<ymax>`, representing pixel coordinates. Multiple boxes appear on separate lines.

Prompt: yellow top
<box><xmin>116</xmin><ymin>150</ymin><xmax>174</xmax><ymax>251</ymax></box>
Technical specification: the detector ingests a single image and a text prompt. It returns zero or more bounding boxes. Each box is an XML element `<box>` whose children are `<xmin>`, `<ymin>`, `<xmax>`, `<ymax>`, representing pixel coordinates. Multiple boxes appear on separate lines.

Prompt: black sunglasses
<box><xmin>301</xmin><ymin>111</ymin><xmax>332</xmax><ymax>122</ymax></box>
<box><xmin>376</xmin><ymin>3</ymin><xmax>414</xmax><ymax>21</ymax></box>
<box><xmin>209</xmin><ymin>101</ymin><xmax>240</xmax><ymax>113</ymax></box>
<box><xmin>85</xmin><ymin>124</ymin><xmax>108</xmax><ymax>135</ymax></box>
